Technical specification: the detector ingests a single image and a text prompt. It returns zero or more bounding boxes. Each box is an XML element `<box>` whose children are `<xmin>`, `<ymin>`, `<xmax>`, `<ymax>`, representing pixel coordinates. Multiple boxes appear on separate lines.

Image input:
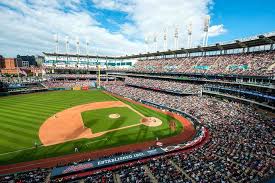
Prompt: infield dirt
<box><xmin>39</xmin><ymin>101</ymin><xmax>162</xmax><ymax>146</ymax></box>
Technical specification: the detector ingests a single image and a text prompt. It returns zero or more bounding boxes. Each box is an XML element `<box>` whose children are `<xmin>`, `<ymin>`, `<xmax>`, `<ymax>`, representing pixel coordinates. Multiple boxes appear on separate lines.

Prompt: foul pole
<box><xmin>97</xmin><ymin>65</ymin><xmax>101</xmax><ymax>88</ymax></box>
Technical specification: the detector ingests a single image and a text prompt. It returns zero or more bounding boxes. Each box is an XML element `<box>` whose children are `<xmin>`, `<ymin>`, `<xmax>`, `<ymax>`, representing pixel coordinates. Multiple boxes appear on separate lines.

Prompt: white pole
<box><xmin>86</xmin><ymin>39</ymin><xmax>89</xmax><ymax>55</ymax></box>
<box><xmin>65</xmin><ymin>36</ymin><xmax>69</xmax><ymax>54</ymax></box>
<box><xmin>148</xmin><ymin>36</ymin><xmax>151</xmax><ymax>52</ymax></box>
<box><xmin>174</xmin><ymin>26</ymin><xmax>179</xmax><ymax>50</ymax></box>
<box><xmin>205</xmin><ymin>31</ymin><xmax>209</xmax><ymax>47</ymax></box>
<box><xmin>76</xmin><ymin>36</ymin><xmax>80</xmax><ymax>55</ymax></box>
<box><xmin>163</xmin><ymin>28</ymin><xmax>167</xmax><ymax>51</ymax></box>
<box><xmin>187</xmin><ymin>23</ymin><xmax>192</xmax><ymax>49</ymax></box>
<box><xmin>202</xmin><ymin>32</ymin><xmax>206</xmax><ymax>47</ymax></box>
<box><xmin>154</xmin><ymin>34</ymin><xmax>157</xmax><ymax>52</ymax></box>
<box><xmin>203</xmin><ymin>15</ymin><xmax>210</xmax><ymax>46</ymax></box>
<box><xmin>145</xmin><ymin>36</ymin><xmax>149</xmax><ymax>53</ymax></box>
<box><xmin>54</xmin><ymin>34</ymin><xmax>59</xmax><ymax>53</ymax></box>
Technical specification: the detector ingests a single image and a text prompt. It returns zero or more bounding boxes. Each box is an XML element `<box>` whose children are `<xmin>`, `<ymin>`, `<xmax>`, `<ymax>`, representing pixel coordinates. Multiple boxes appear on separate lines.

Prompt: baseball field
<box><xmin>0</xmin><ymin>90</ymin><xmax>187</xmax><ymax>165</ymax></box>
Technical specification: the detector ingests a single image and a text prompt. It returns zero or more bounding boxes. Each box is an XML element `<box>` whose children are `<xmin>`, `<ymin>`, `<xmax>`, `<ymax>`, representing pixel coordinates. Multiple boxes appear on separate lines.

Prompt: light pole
<box><xmin>65</xmin><ymin>36</ymin><xmax>69</xmax><ymax>54</ymax></box>
<box><xmin>174</xmin><ymin>26</ymin><xmax>179</xmax><ymax>50</ymax></box>
<box><xmin>154</xmin><ymin>33</ymin><xmax>158</xmax><ymax>52</ymax></box>
<box><xmin>76</xmin><ymin>36</ymin><xmax>80</xmax><ymax>55</ymax></box>
<box><xmin>163</xmin><ymin>28</ymin><xmax>167</xmax><ymax>51</ymax></box>
<box><xmin>54</xmin><ymin>34</ymin><xmax>59</xmax><ymax>53</ymax></box>
<box><xmin>86</xmin><ymin>39</ymin><xmax>89</xmax><ymax>55</ymax></box>
<box><xmin>187</xmin><ymin>22</ymin><xmax>192</xmax><ymax>49</ymax></box>
<box><xmin>203</xmin><ymin>15</ymin><xmax>210</xmax><ymax>47</ymax></box>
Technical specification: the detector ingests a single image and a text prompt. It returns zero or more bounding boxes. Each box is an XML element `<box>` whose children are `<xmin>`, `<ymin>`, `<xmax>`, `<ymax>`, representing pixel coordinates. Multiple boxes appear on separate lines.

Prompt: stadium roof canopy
<box><xmin>43</xmin><ymin>32</ymin><xmax>275</xmax><ymax>60</ymax></box>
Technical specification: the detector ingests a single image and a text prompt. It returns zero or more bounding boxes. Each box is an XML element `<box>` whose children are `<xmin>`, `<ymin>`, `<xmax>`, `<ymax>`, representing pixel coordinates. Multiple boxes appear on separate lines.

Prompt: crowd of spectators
<box><xmin>83</xmin><ymin>170</ymin><xmax>114</xmax><ymax>183</ymax></box>
<box><xmin>125</xmin><ymin>77</ymin><xmax>202</xmax><ymax>94</ymax></box>
<box><xmin>45</xmin><ymin>74</ymin><xmax>111</xmax><ymax>79</ymax></box>
<box><xmin>43</xmin><ymin>65</ymin><xmax>130</xmax><ymax>71</ymax></box>
<box><xmin>43</xmin><ymin>66</ymin><xmax>104</xmax><ymax>71</ymax></box>
<box><xmin>146</xmin><ymin>157</ymin><xmax>192</xmax><ymax>183</ymax></box>
<box><xmin>45</xmin><ymin>74</ymin><xmax>99</xmax><ymax>79</ymax></box>
<box><xmin>131</xmin><ymin>51</ymin><xmax>275</xmax><ymax>76</ymax></box>
<box><xmin>0</xmin><ymin>168</ymin><xmax>50</xmax><ymax>183</ymax></box>
<box><xmin>115</xmin><ymin>163</ymin><xmax>151</xmax><ymax>183</ymax></box>
<box><xmin>43</xmin><ymin>80</ymin><xmax>93</xmax><ymax>88</ymax></box>
<box><xmin>102</xmin><ymin>81</ymin><xmax>274</xmax><ymax>182</ymax></box>
<box><xmin>0</xmin><ymin>75</ymin><xmax>45</xmax><ymax>84</ymax></box>
<box><xmin>203</xmin><ymin>84</ymin><xmax>275</xmax><ymax>107</ymax></box>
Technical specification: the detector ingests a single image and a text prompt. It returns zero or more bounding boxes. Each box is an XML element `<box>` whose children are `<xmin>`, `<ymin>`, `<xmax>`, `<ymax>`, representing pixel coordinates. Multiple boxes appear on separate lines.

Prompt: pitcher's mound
<box><xmin>109</xmin><ymin>113</ymin><xmax>120</xmax><ymax>119</ymax></box>
<box><xmin>141</xmin><ymin>117</ymin><xmax>162</xmax><ymax>127</ymax></box>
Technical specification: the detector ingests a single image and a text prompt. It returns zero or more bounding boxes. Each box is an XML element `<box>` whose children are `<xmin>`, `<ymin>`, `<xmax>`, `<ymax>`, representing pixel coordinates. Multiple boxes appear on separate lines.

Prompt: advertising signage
<box><xmin>51</xmin><ymin>148</ymin><xmax>165</xmax><ymax>177</ymax></box>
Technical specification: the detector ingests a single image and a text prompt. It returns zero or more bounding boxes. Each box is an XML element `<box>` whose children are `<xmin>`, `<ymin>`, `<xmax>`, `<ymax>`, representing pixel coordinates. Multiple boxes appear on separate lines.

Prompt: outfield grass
<box><xmin>82</xmin><ymin>107</ymin><xmax>142</xmax><ymax>133</ymax></box>
<box><xmin>0</xmin><ymin>90</ymin><xmax>184</xmax><ymax>165</ymax></box>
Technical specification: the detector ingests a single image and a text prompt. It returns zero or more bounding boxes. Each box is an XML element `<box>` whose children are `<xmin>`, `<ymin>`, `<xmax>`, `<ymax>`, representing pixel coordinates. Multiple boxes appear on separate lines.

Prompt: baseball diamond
<box><xmin>0</xmin><ymin>90</ymin><xmax>192</xmax><ymax>165</ymax></box>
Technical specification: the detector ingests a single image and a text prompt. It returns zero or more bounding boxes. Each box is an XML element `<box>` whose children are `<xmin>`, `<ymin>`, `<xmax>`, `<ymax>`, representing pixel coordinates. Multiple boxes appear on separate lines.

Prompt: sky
<box><xmin>0</xmin><ymin>0</ymin><xmax>274</xmax><ymax>57</ymax></box>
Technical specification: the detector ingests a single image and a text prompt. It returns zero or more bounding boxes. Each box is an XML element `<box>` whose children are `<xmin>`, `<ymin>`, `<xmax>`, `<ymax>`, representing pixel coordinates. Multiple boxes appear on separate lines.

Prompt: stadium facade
<box><xmin>43</xmin><ymin>32</ymin><xmax>275</xmax><ymax>71</ymax></box>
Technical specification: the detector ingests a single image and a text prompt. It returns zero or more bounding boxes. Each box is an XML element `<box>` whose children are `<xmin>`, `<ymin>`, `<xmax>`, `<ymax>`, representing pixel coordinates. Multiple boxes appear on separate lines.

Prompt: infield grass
<box><xmin>82</xmin><ymin>107</ymin><xmax>142</xmax><ymax>133</ymax></box>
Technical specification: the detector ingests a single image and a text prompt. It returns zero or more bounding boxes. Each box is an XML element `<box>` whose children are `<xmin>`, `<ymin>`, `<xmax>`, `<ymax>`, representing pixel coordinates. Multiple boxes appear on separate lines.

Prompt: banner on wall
<box><xmin>82</xmin><ymin>86</ymin><xmax>89</xmax><ymax>90</ymax></box>
<box><xmin>51</xmin><ymin>148</ymin><xmax>165</xmax><ymax>177</ymax></box>
<box><xmin>73</xmin><ymin>86</ymin><xmax>81</xmax><ymax>91</ymax></box>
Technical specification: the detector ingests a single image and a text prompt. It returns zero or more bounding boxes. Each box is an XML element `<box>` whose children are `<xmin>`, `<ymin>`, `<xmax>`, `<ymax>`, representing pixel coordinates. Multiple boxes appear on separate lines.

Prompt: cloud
<box><xmin>0</xmin><ymin>0</ymin><xmax>143</xmax><ymax>57</ymax></box>
<box><xmin>93</xmin><ymin>0</ymin><xmax>226</xmax><ymax>50</ymax></box>
<box><xmin>0</xmin><ymin>0</ymin><xmax>226</xmax><ymax>57</ymax></box>
<box><xmin>208</xmin><ymin>24</ymin><xmax>227</xmax><ymax>37</ymax></box>
<box><xmin>92</xmin><ymin>0</ymin><xmax>134</xmax><ymax>12</ymax></box>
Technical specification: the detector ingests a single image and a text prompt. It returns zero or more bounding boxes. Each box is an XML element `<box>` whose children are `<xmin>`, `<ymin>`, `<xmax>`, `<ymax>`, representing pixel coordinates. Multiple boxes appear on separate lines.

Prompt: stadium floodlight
<box><xmin>174</xmin><ymin>26</ymin><xmax>179</xmax><ymax>50</ymax></box>
<box><xmin>187</xmin><ymin>22</ymin><xmax>192</xmax><ymax>49</ymax></box>
<box><xmin>65</xmin><ymin>36</ymin><xmax>69</xmax><ymax>54</ymax></box>
<box><xmin>86</xmin><ymin>39</ymin><xmax>89</xmax><ymax>55</ymax></box>
<box><xmin>144</xmin><ymin>36</ymin><xmax>149</xmax><ymax>53</ymax></box>
<box><xmin>96</xmin><ymin>48</ymin><xmax>99</xmax><ymax>56</ymax></box>
<box><xmin>54</xmin><ymin>34</ymin><xmax>59</xmax><ymax>53</ymax></box>
<box><xmin>203</xmin><ymin>15</ymin><xmax>211</xmax><ymax>47</ymax></box>
<box><xmin>163</xmin><ymin>28</ymin><xmax>168</xmax><ymax>51</ymax></box>
<box><xmin>76</xmin><ymin>36</ymin><xmax>80</xmax><ymax>55</ymax></box>
<box><xmin>153</xmin><ymin>33</ymin><xmax>158</xmax><ymax>52</ymax></box>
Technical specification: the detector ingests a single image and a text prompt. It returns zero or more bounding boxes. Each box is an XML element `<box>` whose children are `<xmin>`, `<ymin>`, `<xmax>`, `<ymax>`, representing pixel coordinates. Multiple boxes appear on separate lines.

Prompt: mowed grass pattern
<box><xmin>0</xmin><ymin>90</ymin><xmax>184</xmax><ymax>165</ymax></box>
<box><xmin>0</xmin><ymin>90</ymin><xmax>116</xmax><ymax>154</ymax></box>
<box><xmin>82</xmin><ymin>107</ymin><xmax>142</xmax><ymax>133</ymax></box>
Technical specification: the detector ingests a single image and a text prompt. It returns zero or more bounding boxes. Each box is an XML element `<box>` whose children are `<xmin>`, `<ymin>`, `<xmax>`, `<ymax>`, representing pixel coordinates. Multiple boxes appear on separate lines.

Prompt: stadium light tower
<box><xmin>174</xmin><ymin>26</ymin><xmax>179</xmax><ymax>50</ymax></box>
<box><xmin>203</xmin><ymin>15</ymin><xmax>211</xmax><ymax>47</ymax></box>
<box><xmin>153</xmin><ymin>33</ymin><xmax>158</xmax><ymax>52</ymax></box>
<box><xmin>144</xmin><ymin>36</ymin><xmax>149</xmax><ymax>53</ymax></box>
<box><xmin>187</xmin><ymin>22</ymin><xmax>192</xmax><ymax>49</ymax></box>
<box><xmin>76</xmin><ymin>36</ymin><xmax>80</xmax><ymax>55</ymax></box>
<box><xmin>65</xmin><ymin>36</ymin><xmax>69</xmax><ymax>54</ymax></box>
<box><xmin>54</xmin><ymin>34</ymin><xmax>59</xmax><ymax>53</ymax></box>
<box><xmin>163</xmin><ymin>28</ymin><xmax>168</xmax><ymax>51</ymax></box>
<box><xmin>86</xmin><ymin>39</ymin><xmax>89</xmax><ymax>55</ymax></box>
